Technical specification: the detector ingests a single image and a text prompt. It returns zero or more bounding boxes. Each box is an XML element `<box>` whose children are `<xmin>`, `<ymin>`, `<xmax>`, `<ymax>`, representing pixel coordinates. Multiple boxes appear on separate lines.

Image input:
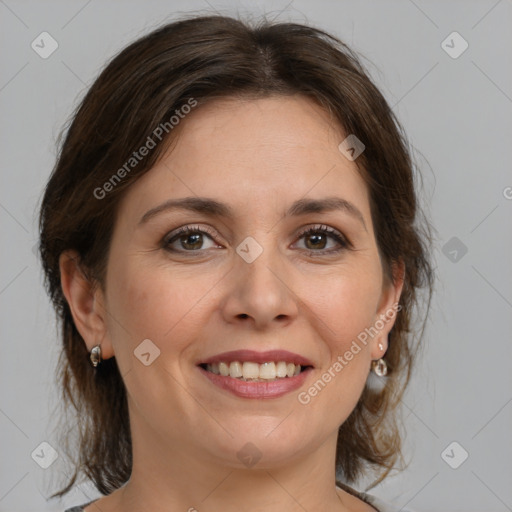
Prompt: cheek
<box><xmin>102</xmin><ymin>260</ymin><xmax>214</xmax><ymax>422</ymax></box>
<box><xmin>294</xmin><ymin>273</ymin><xmax>381</xmax><ymax>426</ymax></box>
<box><xmin>104</xmin><ymin>258</ymin><xmax>218</xmax><ymax>361</ymax></box>
<box><xmin>311</xmin><ymin>265</ymin><xmax>382</xmax><ymax>353</ymax></box>
<box><xmin>302</xmin><ymin>264</ymin><xmax>382</xmax><ymax>391</ymax></box>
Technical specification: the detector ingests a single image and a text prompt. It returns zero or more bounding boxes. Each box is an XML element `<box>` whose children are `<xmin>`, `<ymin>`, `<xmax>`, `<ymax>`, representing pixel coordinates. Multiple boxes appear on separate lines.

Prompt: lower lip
<box><xmin>198</xmin><ymin>366</ymin><xmax>312</xmax><ymax>399</ymax></box>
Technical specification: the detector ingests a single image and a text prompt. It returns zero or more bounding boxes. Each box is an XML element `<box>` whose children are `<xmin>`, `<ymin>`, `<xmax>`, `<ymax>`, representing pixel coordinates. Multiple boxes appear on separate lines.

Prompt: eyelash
<box><xmin>162</xmin><ymin>223</ymin><xmax>351</xmax><ymax>256</ymax></box>
<box><xmin>295</xmin><ymin>225</ymin><xmax>351</xmax><ymax>255</ymax></box>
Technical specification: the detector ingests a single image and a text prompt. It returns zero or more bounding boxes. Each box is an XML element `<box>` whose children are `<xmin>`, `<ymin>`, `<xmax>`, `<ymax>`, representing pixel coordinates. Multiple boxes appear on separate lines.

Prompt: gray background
<box><xmin>1</xmin><ymin>1</ymin><xmax>511</xmax><ymax>511</ymax></box>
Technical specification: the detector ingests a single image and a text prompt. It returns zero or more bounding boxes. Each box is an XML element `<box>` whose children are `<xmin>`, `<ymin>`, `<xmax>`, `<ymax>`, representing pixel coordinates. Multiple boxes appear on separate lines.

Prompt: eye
<box><xmin>162</xmin><ymin>224</ymin><xmax>222</xmax><ymax>253</ymax></box>
<box><xmin>293</xmin><ymin>224</ymin><xmax>351</xmax><ymax>255</ymax></box>
<box><xmin>162</xmin><ymin>223</ymin><xmax>351</xmax><ymax>256</ymax></box>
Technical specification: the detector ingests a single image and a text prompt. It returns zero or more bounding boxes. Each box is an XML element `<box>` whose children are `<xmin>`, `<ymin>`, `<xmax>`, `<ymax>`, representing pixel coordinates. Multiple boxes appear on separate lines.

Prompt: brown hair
<box><xmin>38</xmin><ymin>14</ymin><xmax>434</xmax><ymax>498</ymax></box>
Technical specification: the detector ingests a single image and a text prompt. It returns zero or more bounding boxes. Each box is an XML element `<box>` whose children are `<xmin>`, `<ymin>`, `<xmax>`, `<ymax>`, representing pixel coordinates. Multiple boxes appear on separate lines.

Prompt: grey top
<box><xmin>64</xmin><ymin>484</ymin><xmax>415</xmax><ymax>512</ymax></box>
<box><xmin>64</xmin><ymin>502</ymin><xmax>96</xmax><ymax>512</ymax></box>
<box><xmin>337</xmin><ymin>482</ymin><xmax>415</xmax><ymax>512</ymax></box>
<box><xmin>359</xmin><ymin>492</ymin><xmax>415</xmax><ymax>512</ymax></box>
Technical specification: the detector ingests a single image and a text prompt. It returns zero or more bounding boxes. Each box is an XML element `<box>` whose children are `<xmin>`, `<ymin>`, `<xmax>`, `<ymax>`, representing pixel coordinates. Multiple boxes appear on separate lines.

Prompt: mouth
<box><xmin>197</xmin><ymin>350</ymin><xmax>314</xmax><ymax>398</ymax></box>
<box><xmin>199</xmin><ymin>361</ymin><xmax>312</xmax><ymax>382</ymax></box>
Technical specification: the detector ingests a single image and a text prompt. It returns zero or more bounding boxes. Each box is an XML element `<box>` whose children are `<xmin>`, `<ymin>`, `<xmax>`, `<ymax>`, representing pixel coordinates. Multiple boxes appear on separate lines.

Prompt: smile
<box><xmin>202</xmin><ymin>361</ymin><xmax>305</xmax><ymax>381</ymax></box>
<box><xmin>197</xmin><ymin>350</ymin><xmax>314</xmax><ymax>398</ymax></box>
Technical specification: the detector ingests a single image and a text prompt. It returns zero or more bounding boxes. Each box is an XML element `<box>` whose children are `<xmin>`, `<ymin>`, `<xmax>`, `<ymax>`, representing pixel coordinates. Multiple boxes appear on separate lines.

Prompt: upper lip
<box><xmin>198</xmin><ymin>349</ymin><xmax>314</xmax><ymax>367</ymax></box>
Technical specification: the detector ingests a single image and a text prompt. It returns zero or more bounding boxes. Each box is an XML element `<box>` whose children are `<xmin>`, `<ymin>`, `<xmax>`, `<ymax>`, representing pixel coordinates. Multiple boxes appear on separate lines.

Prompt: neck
<box><xmin>112</xmin><ymin>409</ymin><xmax>353</xmax><ymax>512</ymax></box>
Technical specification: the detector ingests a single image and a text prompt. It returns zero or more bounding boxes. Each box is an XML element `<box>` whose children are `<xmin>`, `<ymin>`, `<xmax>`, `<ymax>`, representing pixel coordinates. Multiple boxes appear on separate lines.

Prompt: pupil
<box><xmin>182</xmin><ymin>233</ymin><xmax>202</xmax><ymax>249</ymax></box>
<box><xmin>307</xmin><ymin>233</ymin><xmax>325</xmax><ymax>249</ymax></box>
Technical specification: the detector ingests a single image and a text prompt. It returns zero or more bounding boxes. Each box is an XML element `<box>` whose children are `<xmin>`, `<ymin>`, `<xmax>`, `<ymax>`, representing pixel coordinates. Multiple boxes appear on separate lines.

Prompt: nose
<box><xmin>220</xmin><ymin>240</ymin><xmax>299</xmax><ymax>330</ymax></box>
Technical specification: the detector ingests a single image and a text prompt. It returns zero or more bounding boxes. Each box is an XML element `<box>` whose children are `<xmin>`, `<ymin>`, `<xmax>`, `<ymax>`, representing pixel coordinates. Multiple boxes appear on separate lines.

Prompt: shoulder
<box><xmin>336</xmin><ymin>481</ymin><xmax>416</xmax><ymax>512</ymax></box>
<box><xmin>64</xmin><ymin>499</ymin><xmax>98</xmax><ymax>512</ymax></box>
<box><xmin>360</xmin><ymin>492</ymin><xmax>416</xmax><ymax>512</ymax></box>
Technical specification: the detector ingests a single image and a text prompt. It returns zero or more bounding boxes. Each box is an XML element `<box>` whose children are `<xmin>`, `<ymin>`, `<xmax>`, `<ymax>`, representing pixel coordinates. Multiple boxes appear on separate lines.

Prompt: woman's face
<box><xmin>97</xmin><ymin>95</ymin><xmax>402</xmax><ymax>469</ymax></box>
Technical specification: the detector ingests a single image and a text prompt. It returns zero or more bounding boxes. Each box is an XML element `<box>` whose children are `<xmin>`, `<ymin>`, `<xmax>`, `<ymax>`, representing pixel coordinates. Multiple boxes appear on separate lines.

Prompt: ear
<box><xmin>371</xmin><ymin>259</ymin><xmax>405</xmax><ymax>359</ymax></box>
<box><xmin>59</xmin><ymin>250</ymin><xmax>115</xmax><ymax>360</ymax></box>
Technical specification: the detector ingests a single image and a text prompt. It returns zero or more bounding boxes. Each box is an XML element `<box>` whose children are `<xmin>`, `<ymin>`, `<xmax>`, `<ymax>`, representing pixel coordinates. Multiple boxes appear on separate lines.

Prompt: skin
<box><xmin>60</xmin><ymin>95</ymin><xmax>403</xmax><ymax>512</ymax></box>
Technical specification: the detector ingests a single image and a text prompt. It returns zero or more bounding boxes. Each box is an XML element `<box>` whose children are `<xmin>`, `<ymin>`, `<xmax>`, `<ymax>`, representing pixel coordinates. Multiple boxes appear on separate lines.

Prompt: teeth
<box><xmin>242</xmin><ymin>361</ymin><xmax>260</xmax><ymax>379</ymax></box>
<box><xmin>219</xmin><ymin>362</ymin><xmax>229</xmax><ymax>376</ymax></box>
<box><xmin>259</xmin><ymin>362</ymin><xmax>276</xmax><ymax>380</ymax></box>
<box><xmin>205</xmin><ymin>361</ymin><xmax>305</xmax><ymax>380</ymax></box>
<box><xmin>276</xmin><ymin>361</ymin><xmax>287</xmax><ymax>378</ymax></box>
<box><xmin>229</xmin><ymin>361</ymin><xmax>243</xmax><ymax>378</ymax></box>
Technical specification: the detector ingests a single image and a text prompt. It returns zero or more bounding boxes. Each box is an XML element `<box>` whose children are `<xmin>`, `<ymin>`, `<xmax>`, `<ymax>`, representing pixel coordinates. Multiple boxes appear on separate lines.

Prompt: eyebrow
<box><xmin>139</xmin><ymin>196</ymin><xmax>367</xmax><ymax>230</ymax></box>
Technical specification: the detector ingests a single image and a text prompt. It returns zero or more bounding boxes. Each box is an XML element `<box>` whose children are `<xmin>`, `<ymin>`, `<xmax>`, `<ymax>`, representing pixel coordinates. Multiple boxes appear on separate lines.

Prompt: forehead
<box><xmin>117</xmin><ymin>95</ymin><xmax>371</xmax><ymax>225</ymax></box>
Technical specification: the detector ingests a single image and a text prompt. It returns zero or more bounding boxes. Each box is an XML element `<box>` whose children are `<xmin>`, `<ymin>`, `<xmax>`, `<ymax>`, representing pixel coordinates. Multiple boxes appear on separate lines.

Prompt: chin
<box><xmin>207</xmin><ymin>421</ymin><xmax>313</xmax><ymax>469</ymax></box>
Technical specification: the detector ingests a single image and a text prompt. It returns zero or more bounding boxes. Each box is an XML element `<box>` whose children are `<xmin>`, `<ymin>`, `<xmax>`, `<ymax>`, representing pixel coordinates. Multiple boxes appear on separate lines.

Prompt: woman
<box><xmin>38</xmin><ymin>14</ymin><xmax>433</xmax><ymax>512</ymax></box>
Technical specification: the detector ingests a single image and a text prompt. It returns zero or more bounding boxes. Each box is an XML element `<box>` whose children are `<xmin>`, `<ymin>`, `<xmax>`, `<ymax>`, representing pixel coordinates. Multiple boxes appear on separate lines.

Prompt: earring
<box><xmin>378</xmin><ymin>342</ymin><xmax>384</xmax><ymax>351</ymax></box>
<box><xmin>90</xmin><ymin>344</ymin><xmax>102</xmax><ymax>367</ymax></box>
<box><xmin>371</xmin><ymin>358</ymin><xmax>387</xmax><ymax>377</ymax></box>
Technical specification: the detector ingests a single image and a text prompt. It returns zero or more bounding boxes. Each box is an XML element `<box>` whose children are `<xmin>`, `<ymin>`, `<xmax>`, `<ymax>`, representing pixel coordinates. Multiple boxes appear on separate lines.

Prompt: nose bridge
<box><xmin>225</xmin><ymin>229</ymin><xmax>298</xmax><ymax>326</ymax></box>
<box><xmin>235</xmin><ymin>230</ymin><xmax>284</xmax><ymax>290</ymax></box>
